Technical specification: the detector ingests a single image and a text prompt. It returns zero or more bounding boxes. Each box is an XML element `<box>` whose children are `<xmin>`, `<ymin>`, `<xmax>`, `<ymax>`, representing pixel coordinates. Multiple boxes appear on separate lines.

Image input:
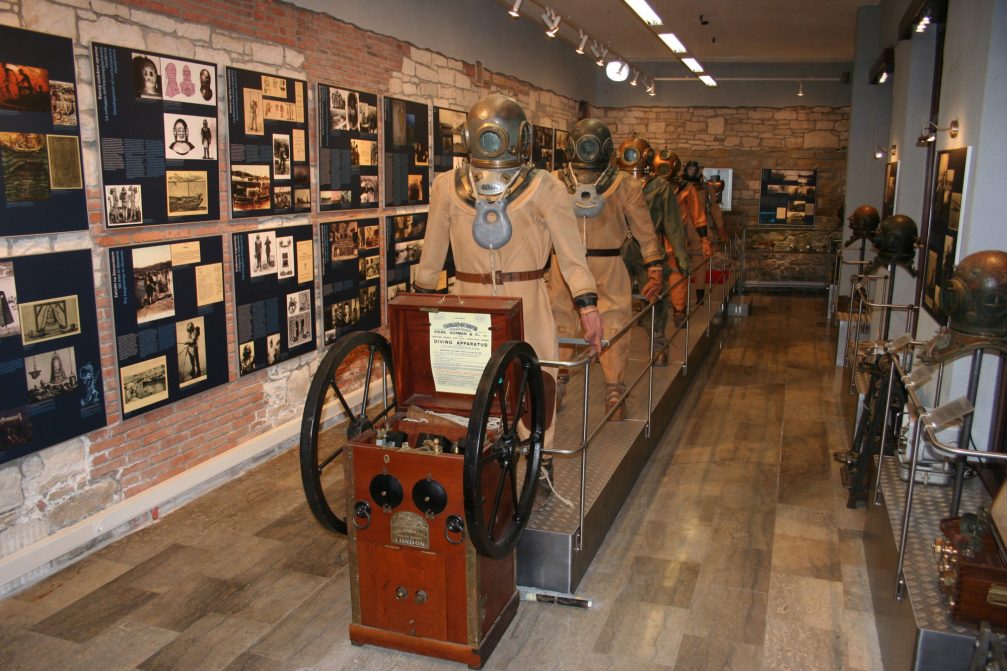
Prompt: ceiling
<box><xmin>502</xmin><ymin>0</ymin><xmax>877</xmax><ymax>65</ymax></box>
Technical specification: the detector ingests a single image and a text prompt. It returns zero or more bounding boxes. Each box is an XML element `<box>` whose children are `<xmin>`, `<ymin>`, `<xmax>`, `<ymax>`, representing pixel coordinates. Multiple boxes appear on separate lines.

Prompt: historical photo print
<box><xmin>106</xmin><ymin>184</ymin><xmax>142</xmax><ymax>226</ymax></box>
<box><xmin>276</xmin><ymin>236</ymin><xmax>295</xmax><ymax>279</ymax></box>
<box><xmin>160</xmin><ymin>58</ymin><xmax>215</xmax><ymax>106</ymax></box>
<box><xmin>329</xmin><ymin>220</ymin><xmax>359</xmax><ymax>261</ymax></box>
<box><xmin>882</xmin><ymin>161</ymin><xmax>898</xmax><ymax>219</ymax></box>
<box><xmin>231</xmin><ymin>164</ymin><xmax>270</xmax><ymax>212</ymax></box>
<box><xmin>360</xmin><ymin>176</ymin><xmax>378</xmax><ymax>204</ymax></box>
<box><xmin>0</xmin><ymin>406</ymin><xmax>31</xmax><ymax>451</ymax></box>
<box><xmin>25</xmin><ymin>345</ymin><xmax>77</xmax><ymax>403</ymax></box>
<box><xmin>120</xmin><ymin>355</ymin><xmax>169</xmax><ymax>413</ymax></box>
<box><xmin>132</xmin><ymin>53</ymin><xmax>162</xmax><ymax>100</ymax></box>
<box><xmin>266</xmin><ymin>332</ymin><xmax>281</xmax><ymax>365</ymax></box>
<box><xmin>164</xmin><ymin>113</ymin><xmax>216</xmax><ymax>160</ymax></box>
<box><xmin>0</xmin><ymin>265</ymin><xmax>19</xmax><ymax>340</ymax></box>
<box><xmin>328</xmin><ymin>88</ymin><xmax>357</xmax><ymax>131</ymax></box>
<box><xmin>294</xmin><ymin>188</ymin><xmax>310</xmax><ymax>209</ymax></box>
<box><xmin>166</xmin><ymin>170</ymin><xmax>209</xmax><ymax>217</ymax></box>
<box><xmin>439</xmin><ymin>108</ymin><xmax>466</xmax><ymax>154</ymax></box>
<box><xmin>261</xmin><ymin>75</ymin><xmax>286</xmax><ymax>98</ymax></box>
<box><xmin>351</xmin><ymin>138</ymin><xmax>376</xmax><ymax>167</ymax></box>
<box><xmin>132</xmin><ymin>245</ymin><xmax>174</xmax><ymax>324</ymax></box>
<box><xmin>359</xmin><ymin>284</ymin><xmax>378</xmax><ymax>315</ymax></box>
<box><xmin>175</xmin><ymin>316</ymin><xmax>206</xmax><ymax>387</ymax></box>
<box><xmin>49</xmin><ymin>80</ymin><xmax>78</xmax><ymax>127</ymax></box>
<box><xmin>360</xmin><ymin>255</ymin><xmax>380</xmax><ymax>281</ymax></box>
<box><xmin>45</xmin><ymin>135</ymin><xmax>82</xmax><ymax>190</ymax></box>
<box><xmin>923</xmin><ymin>147</ymin><xmax>970</xmax><ymax>319</ymax></box>
<box><xmin>0</xmin><ymin>132</ymin><xmax>50</xmax><ymax>202</ymax></box>
<box><xmin>18</xmin><ymin>294</ymin><xmax>80</xmax><ymax>346</ymax></box>
<box><xmin>249</xmin><ymin>230</ymin><xmax>277</xmax><ymax>277</ymax></box>
<box><xmin>407</xmin><ymin>173</ymin><xmax>423</xmax><ymax>202</ymax></box>
<box><xmin>361</xmin><ymin>223</ymin><xmax>379</xmax><ymax>250</ymax></box>
<box><xmin>273</xmin><ymin>184</ymin><xmax>291</xmax><ymax>209</ymax></box>
<box><xmin>272</xmin><ymin>133</ymin><xmax>291</xmax><ymax>178</ymax></box>
<box><xmin>243</xmin><ymin>87</ymin><xmax>263</xmax><ymax>135</ymax></box>
<box><xmin>238</xmin><ymin>340</ymin><xmax>255</xmax><ymax>374</ymax></box>
<box><xmin>287</xmin><ymin>309</ymin><xmax>312</xmax><ymax>348</ymax></box>
<box><xmin>0</xmin><ymin>63</ymin><xmax>49</xmax><ymax>112</ymax></box>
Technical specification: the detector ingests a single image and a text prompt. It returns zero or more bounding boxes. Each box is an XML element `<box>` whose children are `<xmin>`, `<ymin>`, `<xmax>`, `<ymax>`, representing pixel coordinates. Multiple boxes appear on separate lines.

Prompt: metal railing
<box><xmin>537</xmin><ymin>239</ymin><xmax>740</xmax><ymax>550</ymax></box>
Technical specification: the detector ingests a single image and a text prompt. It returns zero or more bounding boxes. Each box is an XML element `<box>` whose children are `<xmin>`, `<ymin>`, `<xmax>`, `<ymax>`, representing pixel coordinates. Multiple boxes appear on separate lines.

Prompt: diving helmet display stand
<box><xmin>299</xmin><ymin>294</ymin><xmax>545</xmax><ymax>669</ymax></box>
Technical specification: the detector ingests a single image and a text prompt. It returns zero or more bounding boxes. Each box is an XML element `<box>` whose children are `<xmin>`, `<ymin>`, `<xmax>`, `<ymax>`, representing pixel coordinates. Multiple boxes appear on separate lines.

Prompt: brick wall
<box><xmin>0</xmin><ymin>0</ymin><xmax>849</xmax><ymax>585</ymax></box>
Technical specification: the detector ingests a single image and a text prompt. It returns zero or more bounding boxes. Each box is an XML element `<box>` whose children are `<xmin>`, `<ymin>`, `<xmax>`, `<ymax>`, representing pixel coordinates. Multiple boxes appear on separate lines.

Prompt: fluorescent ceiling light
<box><xmin>606</xmin><ymin>60</ymin><xmax>629</xmax><ymax>82</ymax></box>
<box><xmin>658</xmin><ymin>33</ymin><xmax>687</xmax><ymax>54</ymax></box>
<box><xmin>699</xmin><ymin>75</ymin><xmax>717</xmax><ymax>87</ymax></box>
<box><xmin>681</xmin><ymin>57</ymin><xmax>703</xmax><ymax>73</ymax></box>
<box><xmin>623</xmin><ymin>0</ymin><xmax>662</xmax><ymax>26</ymax></box>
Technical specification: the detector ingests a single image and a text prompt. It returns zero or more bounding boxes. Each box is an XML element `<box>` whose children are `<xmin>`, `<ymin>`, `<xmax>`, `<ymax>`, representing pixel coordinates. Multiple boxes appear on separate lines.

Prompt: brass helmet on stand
<box><xmin>849</xmin><ymin>205</ymin><xmax>881</xmax><ymax>238</ymax></box>
<box><xmin>921</xmin><ymin>250</ymin><xmax>1007</xmax><ymax>363</ymax></box>
<box><xmin>461</xmin><ymin>94</ymin><xmax>531</xmax><ymax>170</ymax></box>
<box><xmin>613</xmin><ymin>136</ymin><xmax>655</xmax><ymax>178</ymax></box>
<box><xmin>566</xmin><ymin>118</ymin><xmax>614</xmax><ymax>170</ymax></box>
<box><xmin>653</xmin><ymin>149</ymin><xmax>681</xmax><ymax>180</ymax></box>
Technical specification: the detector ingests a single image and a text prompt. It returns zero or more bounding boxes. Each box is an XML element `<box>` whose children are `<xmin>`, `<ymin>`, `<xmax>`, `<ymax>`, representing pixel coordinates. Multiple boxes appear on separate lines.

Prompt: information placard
<box><xmin>429</xmin><ymin>311</ymin><xmax>491</xmax><ymax>395</ymax></box>
<box><xmin>0</xmin><ymin>26</ymin><xmax>87</xmax><ymax>236</ymax></box>
<box><xmin>383</xmin><ymin>96</ymin><xmax>429</xmax><ymax>206</ymax></box>
<box><xmin>108</xmin><ymin>237</ymin><xmax>228</xmax><ymax>419</ymax></box>
<box><xmin>318</xmin><ymin>83</ymin><xmax>379</xmax><ymax>211</ymax></box>
<box><xmin>93</xmin><ymin>43</ymin><xmax>220</xmax><ymax>227</ymax></box>
<box><xmin>232</xmin><ymin>225</ymin><xmax>316</xmax><ymax>375</ymax></box>
<box><xmin>320</xmin><ymin>218</ymin><xmax>381</xmax><ymax>344</ymax></box>
<box><xmin>0</xmin><ymin>250</ymin><xmax>105</xmax><ymax>464</ymax></box>
<box><xmin>226</xmin><ymin>68</ymin><xmax>310</xmax><ymax>218</ymax></box>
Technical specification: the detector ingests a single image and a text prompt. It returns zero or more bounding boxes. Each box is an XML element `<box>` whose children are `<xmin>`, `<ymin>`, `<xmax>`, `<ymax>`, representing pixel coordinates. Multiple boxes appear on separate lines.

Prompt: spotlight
<box><xmin>508</xmin><ymin>0</ymin><xmax>522</xmax><ymax>19</ymax></box>
<box><xmin>874</xmin><ymin>146</ymin><xmax>886</xmax><ymax>159</ymax></box>
<box><xmin>681</xmin><ymin>57</ymin><xmax>703</xmax><ymax>73</ymax></box>
<box><xmin>576</xmin><ymin>30</ymin><xmax>589</xmax><ymax>54</ymax></box>
<box><xmin>797</xmin><ymin>81</ymin><xmax>805</xmax><ymax>97</ymax></box>
<box><xmin>916</xmin><ymin>14</ymin><xmax>931</xmax><ymax>32</ymax></box>
<box><xmin>541</xmin><ymin>6</ymin><xmax>561</xmax><ymax>38</ymax></box>
<box><xmin>878</xmin><ymin>72</ymin><xmax>888</xmax><ymax>84</ymax></box>
<box><xmin>916</xmin><ymin>119</ymin><xmax>960</xmax><ymax>145</ymax></box>
<box><xmin>629</xmin><ymin>68</ymin><xmax>640</xmax><ymax>86</ymax></box>
<box><xmin>590</xmin><ymin>40</ymin><xmax>608</xmax><ymax>66</ymax></box>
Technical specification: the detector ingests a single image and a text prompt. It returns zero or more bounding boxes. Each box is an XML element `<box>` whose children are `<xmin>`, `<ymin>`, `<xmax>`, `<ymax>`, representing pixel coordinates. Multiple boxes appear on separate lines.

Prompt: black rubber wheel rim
<box><xmin>300</xmin><ymin>331</ymin><xmax>396</xmax><ymax>535</ymax></box>
<box><xmin>463</xmin><ymin>340</ymin><xmax>544</xmax><ymax>559</ymax></box>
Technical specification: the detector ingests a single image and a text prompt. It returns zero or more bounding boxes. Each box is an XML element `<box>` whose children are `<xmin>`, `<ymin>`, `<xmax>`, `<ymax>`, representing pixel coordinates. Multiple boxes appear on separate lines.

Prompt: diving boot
<box><xmin>554</xmin><ymin>370</ymin><xmax>570</xmax><ymax>411</ymax></box>
<box><xmin>605</xmin><ymin>383</ymin><xmax>626</xmax><ymax>422</ymax></box>
<box><xmin>534</xmin><ymin>457</ymin><xmax>554</xmax><ymax>512</ymax></box>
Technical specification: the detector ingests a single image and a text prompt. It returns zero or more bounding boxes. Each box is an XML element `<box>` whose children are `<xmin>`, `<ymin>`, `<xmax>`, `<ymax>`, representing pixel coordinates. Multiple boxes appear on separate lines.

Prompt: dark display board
<box><xmin>554</xmin><ymin>128</ymin><xmax>570</xmax><ymax>168</ymax></box>
<box><xmin>922</xmin><ymin>147</ymin><xmax>970</xmax><ymax>320</ymax></box>
<box><xmin>226</xmin><ymin>68</ymin><xmax>310</xmax><ymax>218</ymax></box>
<box><xmin>383</xmin><ymin>96</ymin><xmax>429</xmax><ymax>206</ymax></box>
<box><xmin>109</xmin><ymin>237</ymin><xmax>228</xmax><ymax>420</ymax></box>
<box><xmin>93</xmin><ymin>43</ymin><xmax>220</xmax><ymax>227</ymax></box>
<box><xmin>317</xmin><ymin>83</ymin><xmax>379</xmax><ymax>211</ymax></box>
<box><xmin>433</xmin><ymin>106</ymin><xmax>466</xmax><ymax>174</ymax></box>
<box><xmin>532</xmin><ymin>125</ymin><xmax>555</xmax><ymax>171</ymax></box>
<box><xmin>320</xmin><ymin>218</ymin><xmax>381</xmax><ymax>344</ymax></box>
<box><xmin>0</xmin><ymin>26</ymin><xmax>86</xmax><ymax>236</ymax></box>
<box><xmin>386</xmin><ymin>212</ymin><xmax>453</xmax><ymax>300</ymax></box>
<box><xmin>758</xmin><ymin>168</ymin><xmax>817</xmax><ymax>225</ymax></box>
<box><xmin>882</xmin><ymin>160</ymin><xmax>898</xmax><ymax>219</ymax></box>
<box><xmin>0</xmin><ymin>250</ymin><xmax>105</xmax><ymax>464</ymax></box>
<box><xmin>232</xmin><ymin>225</ymin><xmax>316</xmax><ymax>375</ymax></box>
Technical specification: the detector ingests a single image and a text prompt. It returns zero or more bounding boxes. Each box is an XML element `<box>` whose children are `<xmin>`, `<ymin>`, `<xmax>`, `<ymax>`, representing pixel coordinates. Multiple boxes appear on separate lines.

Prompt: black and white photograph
<box><xmin>276</xmin><ymin>236</ymin><xmax>295</xmax><ymax>279</ymax></box>
<box><xmin>359</xmin><ymin>101</ymin><xmax>377</xmax><ymax>134</ymax></box>
<box><xmin>390</xmin><ymin>99</ymin><xmax>407</xmax><ymax>148</ymax></box>
<box><xmin>922</xmin><ymin>147</ymin><xmax>970</xmax><ymax>318</ymax></box>
<box><xmin>328</xmin><ymin>87</ymin><xmax>348</xmax><ymax>130</ymax></box>
<box><xmin>166</xmin><ymin>171</ymin><xmax>209</xmax><ymax>217</ymax></box>
<box><xmin>439</xmin><ymin>109</ymin><xmax>466</xmax><ymax>153</ymax></box>
<box><xmin>329</xmin><ymin>220</ymin><xmax>359</xmax><ymax>261</ymax></box>
<box><xmin>261</xmin><ymin>74</ymin><xmax>286</xmax><ymax>98</ymax></box>
<box><xmin>243</xmin><ymin>87</ymin><xmax>263</xmax><ymax>135</ymax></box>
<box><xmin>25</xmin><ymin>346</ymin><xmax>77</xmax><ymax>403</ymax></box>
<box><xmin>164</xmin><ymin>114</ymin><xmax>216</xmax><ymax>160</ymax></box>
<box><xmin>46</xmin><ymin>135</ymin><xmax>82</xmax><ymax>190</ymax></box>
<box><xmin>330</xmin><ymin>297</ymin><xmax>358</xmax><ymax>328</ymax></box>
<box><xmin>287</xmin><ymin>309</ymin><xmax>312</xmax><ymax>348</ymax></box>
<box><xmin>407</xmin><ymin>174</ymin><xmax>423</xmax><ymax>202</ymax></box>
<box><xmin>266</xmin><ymin>332</ymin><xmax>281</xmax><ymax>365</ymax></box>
<box><xmin>360</xmin><ymin>255</ymin><xmax>380</xmax><ymax>281</ymax></box>
<box><xmin>249</xmin><ymin>230</ymin><xmax>277</xmax><ymax>277</ymax></box>
<box><xmin>273</xmin><ymin>184</ymin><xmax>291</xmax><ymax>209</ymax></box>
<box><xmin>132</xmin><ymin>53</ymin><xmax>162</xmax><ymax>100</ymax></box>
<box><xmin>359</xmin><ymin>284</ymin><xmax>378</xmax><ymax>315</ymax></box>
<box><xmin>414</xmin><ymin>142</ymin><xmax>428</xmax><ymax>166</ymax></box>
<box><xmin>231</xmin><ymin>164</ymin><xmax>271</xmax><ymax>212</ymax></box>
<box><xmin>882</xmin><ymin>161</ymin><xmax>898</xmax><ymax>219</ymax></box>
<box><xmin>18</xmin><ymin>294</ymin><xmax>80</xmax><ymax>346</ymax></box>
<box><xmin>361</xmin><ymin>223</ymin><xmax>379</xmax><ymax>249</ymax></box>
<box><xmin>132</xmin><ymin>245</ymin><xmax>174</xmax><ymax>324</ymax></box>
<box><xmin>386</xmin><ymin>281</ymin><xmax>407</xmax><ymax>302</ymax></box>
<box><xmin>239</xmin><ymin>340</ymin><xmax>255</xmax><ymax>375</ymax></box>
<box><xmin>293</xmin><ymin>163</ymin><xmax>309</xmax><ymax>187</ymax></box>
<box><xmin>393</xmin><ymin>214</ymin><xmax>425</xmax><ymax>240</ymax></box>
<box><xmin>49</xmin><ymin>80</ymin><xmax>78</xmax><ymax>127</ymax></box>
<box><xmin>272</xmin><ymin>133</ymin><xmax>291</xmax><ymax>178</ymax></box>
<box><xmin>0</xmin><ymin>266</ymin><xmax>19</xmax><ymax>340</ymax></box>
<box><xmin>287</xmin><ymin>289</ymin><xmax>311</xmax><ymax>316</ymax></box>
<box><xmin>351</xmin><ymin>138</ymin><xmax>376</xmax><ymax>167</ymax></box>
<box><xmin>360</xmin><ymin>176</ymin><xmax>378</xmax><ymax>204</ymax></box>
<box><xmin>120</xmin><ymin>356</ymin><xmax>169</xmax><ymax>413</ymax></box>
<box><xmin>175</xmin><ymin>316</ymin><xmax>206</xmax><ymax>388</ymax></box>
<box><xmin>294</xmin><ymin>188</ymin><xmax>310</xmax><ymax>210</ymax></box>
<box><xmin>106</xmin><ymin>184</ymin><xmax>142</xmax><ymax>225</ymax></box>
<box><xmin>394</xmin><ymin>240</ymin><xmax>423</xmax><ymax>265</ymax></box>
<box><xmin>160</xmin><ymin>58</ymin><xmax>215</xmax><ymax>106</ymax></box>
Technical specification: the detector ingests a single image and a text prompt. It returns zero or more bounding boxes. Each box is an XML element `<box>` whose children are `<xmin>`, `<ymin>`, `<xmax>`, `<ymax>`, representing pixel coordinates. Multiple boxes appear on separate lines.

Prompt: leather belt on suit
<box><xmin>585</xmin><ymin>248</ymin><xmax>622</xmax><ymax>257</ymax></box>
<box><xmin>455</xmin><ymin>266</ymin><xmax>548</xmax><ymax>284</ymax></box>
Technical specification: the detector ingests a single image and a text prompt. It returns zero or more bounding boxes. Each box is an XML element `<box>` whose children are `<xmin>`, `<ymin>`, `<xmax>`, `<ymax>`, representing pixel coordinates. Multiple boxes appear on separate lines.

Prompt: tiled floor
<box><xmin>0</xmin><ymin>294</ymin><xmax>883</xmax><ymax>670</ymax></box>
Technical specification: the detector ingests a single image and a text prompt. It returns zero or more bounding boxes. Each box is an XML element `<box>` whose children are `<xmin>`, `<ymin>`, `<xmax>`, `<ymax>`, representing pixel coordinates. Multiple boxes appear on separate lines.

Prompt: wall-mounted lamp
<box><xmin>869</xmin><ymin>48</ymin><xmax>894</xmax><ymax>85</ymax></box>
<box><xmin>796</xmin><ymin>81</ymin><xmax>805</xmax><ymax>97</ymax></box>
<box><xmin>916</xmin><ymin>119</ymin><xmax>959</xmax><ymax>145</ymax></box>
<box><xmin>508</xmin><ymin>0</ymin><xmax>522</xmax><ymax>19</ymax></box>
<box><xmin>575</xmin><ymin>30</ymin><xmax>589</xmax><ymax>54</ymax></box>
<box><xmin>874</xmin><ymin>146</ymin><xmax>886</xmax><ymax>159</ymax></box>
<box><xmin>898</xmin><ymin>0</ymin><xmax>947</xmax><ymax>40</ymax></box>
<box><xmin>542</xmin><ymin>6</ymin><xmax>561</xmax><ymax>37</ymax></box>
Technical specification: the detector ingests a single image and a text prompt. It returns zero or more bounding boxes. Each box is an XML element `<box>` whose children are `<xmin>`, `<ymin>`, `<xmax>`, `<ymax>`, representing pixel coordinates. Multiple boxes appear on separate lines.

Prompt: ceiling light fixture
<box><xmin>630</xmin><ymin>68</ymin><xmax>640</xmax><ymax>86</ymax></box>
<box><xmin>647</xmin><ymin>81</ymin><xmax>656</xmax><ymax>96</ymax></box>
<box><xmin>681</xmin><ymin>57</ymin><xmax>703</xmax><ymax>73</ymax></box>
<box><xmin>699</xmin><ymin>74</ymin><xmax>717</xmax><ymax>87</ymax></box>
<box><xmin>606</xmin><ymin>60</ymin><xmax>629</xmax><ymax>82</ymax></box>
<box><xmin>797</xmin><ymin>81</ymin><xmax>805</xmax><ymax>97</ymax></box>
<box><xmin>575</xmin><ymin>30</ymin><xmax>589</xmax><ymax>54</ymax></box>
<box><xmin>590</xmin><ymin>39</ymin><xmax>608</xmax><ymax>67</ymax></box>
<box><xmin>658</xmin><ymin>32</ymin><xmax>687</xmax><ymax>54</ymax></box>
<box><xmin>622</xmin><ymin>0</ymin><xmax>662</xmax><ymax>26</ymax></box>
<box><xmin>508</xmin><ymin>0</ymin><xmax>522</xmax><ymax>19</ymax></box>
<box><xmin>541</xmin><ymin>6</ymin><xmax>561</xmax><ymax>37</ymax></box>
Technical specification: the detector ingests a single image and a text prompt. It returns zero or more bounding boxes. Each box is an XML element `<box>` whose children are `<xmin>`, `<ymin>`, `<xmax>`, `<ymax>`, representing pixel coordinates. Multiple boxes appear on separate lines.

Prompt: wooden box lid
<box><xmin>387</xmin><ymin>294</ymin><xmax>524</xmax><ymax>415</ymax></box>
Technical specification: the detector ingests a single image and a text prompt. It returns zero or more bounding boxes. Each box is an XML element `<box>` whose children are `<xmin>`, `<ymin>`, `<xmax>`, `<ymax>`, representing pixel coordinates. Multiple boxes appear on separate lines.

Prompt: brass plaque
<box><xmin>390</xmin><ymin>511</ymin><xmax>430</xmax><ymax>549</ymax></box>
